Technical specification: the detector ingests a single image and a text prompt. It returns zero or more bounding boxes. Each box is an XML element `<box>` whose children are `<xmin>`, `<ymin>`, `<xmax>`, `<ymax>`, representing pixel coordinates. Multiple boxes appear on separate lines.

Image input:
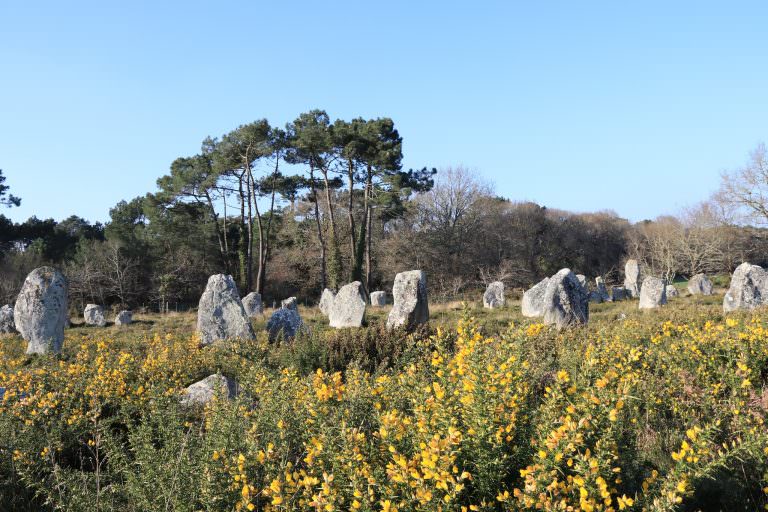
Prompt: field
<box><xmin>1</xmin><ymin>289</ymin><xmax>767</xmax><ymax>511</ymax></box>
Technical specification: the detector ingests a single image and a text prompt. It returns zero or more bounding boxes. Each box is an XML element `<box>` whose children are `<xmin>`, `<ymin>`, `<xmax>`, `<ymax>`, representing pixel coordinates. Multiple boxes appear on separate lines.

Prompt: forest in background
<box><xmin>2</xmin><ymin>111</ymin><xmax>768</xmax><ymax>313</ymax></box>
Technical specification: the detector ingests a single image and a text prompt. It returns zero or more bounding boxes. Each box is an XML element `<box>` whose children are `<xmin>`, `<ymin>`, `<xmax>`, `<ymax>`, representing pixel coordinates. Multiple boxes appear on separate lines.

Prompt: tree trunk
<box><xmin>310</xmin><ymin>165</ymin><xmax>327</xmax><ymax>290</ymax></box>
<box><xmin>258</xmin><ymin>160</ymin><xmax>280</xmax><ymax>296</ymax></box>
<box><xmin>321</xmin><ymin>167</ymin><xmax>342</xmax><ymax>288</ymax></box>
<box><xmin>237</xmin><ymin>174</ymin><xmax>247</xmax><ymax>290</ymax></box>
<box><xmin>364</xmin><ymin>168</ymin><xmax>373</xmax><ymax>289</ymax></box>
<box><xmin>347</xmin><ymin>159</ymin><xmax>357</xmax><ymax>279</ymax></box>
<box><xmin>204</xmin><ymin>191</ymin><xmax>230</xmax><ymax>273</ymax></box>
<box><xmin>245</xmin><ymin>168</ymin><xmax>254</xmax><ymax>293</ymax></box>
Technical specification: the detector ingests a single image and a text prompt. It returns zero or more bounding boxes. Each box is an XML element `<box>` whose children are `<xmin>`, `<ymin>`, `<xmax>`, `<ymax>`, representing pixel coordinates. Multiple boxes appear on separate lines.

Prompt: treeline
<box><xmin>2</xmin><ymin>117</ymin><xmax>768</xmax><ymax>312</ymax></box>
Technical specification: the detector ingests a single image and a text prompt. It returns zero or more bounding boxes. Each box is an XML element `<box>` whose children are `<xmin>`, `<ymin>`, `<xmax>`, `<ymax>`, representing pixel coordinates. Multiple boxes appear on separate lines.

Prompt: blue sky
<box><xmin>1</xmin><ymin>1</ymin><xmax>767</xmax><ymax>223</ymax></box>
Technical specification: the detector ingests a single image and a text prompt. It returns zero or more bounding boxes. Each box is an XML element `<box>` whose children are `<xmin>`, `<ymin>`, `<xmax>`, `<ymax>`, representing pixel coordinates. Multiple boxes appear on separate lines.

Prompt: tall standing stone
<box><xmin>386</xmin><ymin>270</ymin><xmax>429</xmax><ymax>330</ymax></box>
<box><xmin>370</xmin><ymin>291</ymin><xmax>386</xmax><ymax>306</ymax></box>
<box><xmin>483</xmin><ymin>281</ymin><xmax>505</xmax><ymax>309</ymax></box>
<box><xmin>521</xmin><ymin>278</ymin><xmax>550</xmax><ymax>317</ymax></box>
<box><xmin>542</xmin><ymin>269</ymin><xmax>589</xmax><ymax>329</ymax></box>
<box><xmin>329</xmin><ymin>281</ymin><xmax>367</xmax><ymax>328</ymax></box>
<box><xmin>0</xmin><ymin>305</ymin><xmax>16</xmax><ymax>334</ymax></box>
<box><xmin>723</xmin><ymin>262</ymin><xmax>768</xmax><ymax>312</ymax></box>
<box><xmin>14</xmin><ymin>267</ymin><xmax>69</xmax><ymax>354</ymax></box>
<box><xmin>624</xmin><ymin>259</ymin><xmax>642</xmax><ymax>298</ymax></box>
<box><xmin>687</xmin><ymin>274</ymin><xmax>713</xmax><ymax>296</ymax></box>
<box><xmin>639</xmin><ymin>277</ymin><xmax>667</xmax><ymax>309</ymax></box>
<box><xmin>242</xmin><ymin>292</ymin><xmax>263</xmax><ymax>317</ymax></box>
<box><xmin>319</xmin><ymin>289</ymin><xmax>335</xmax><ymax>316</ymax></box>
<box><xmin>196</xmin><ymin>274</ymin><xmax>255</xmax><ymax>346</ymax></box>
<box><xmin>595</xmin><ymin>277</ymin><xmax>611</xmax><ymax>302</ymax></box>
<box><xmin>84</xmin><ymin>304</ymin><xmax>106</xmax><ymax>327</ymax></box>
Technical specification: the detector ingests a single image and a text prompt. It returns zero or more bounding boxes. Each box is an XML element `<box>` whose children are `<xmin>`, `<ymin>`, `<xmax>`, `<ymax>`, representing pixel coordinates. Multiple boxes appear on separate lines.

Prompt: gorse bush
<box><xmin>0</xmin><ymin>306</ymin><xmax>767</xmax><ymax>511</ymax></box>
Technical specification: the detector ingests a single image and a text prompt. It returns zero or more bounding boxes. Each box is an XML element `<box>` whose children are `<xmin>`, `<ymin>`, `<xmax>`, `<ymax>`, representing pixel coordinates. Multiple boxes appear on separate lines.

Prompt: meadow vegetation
<box><xmin>1</xmin><ymin>292</ymin><xmax>767</xmax><ymax>511</ymax></box>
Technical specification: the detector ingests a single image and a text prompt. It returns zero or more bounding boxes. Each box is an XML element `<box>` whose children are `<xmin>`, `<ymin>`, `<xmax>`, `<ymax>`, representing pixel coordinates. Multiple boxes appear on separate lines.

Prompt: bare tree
<box><xmin>715</xmin><ymin>143</ymin><xmax>768</xmax><ymax>225</ymax></box>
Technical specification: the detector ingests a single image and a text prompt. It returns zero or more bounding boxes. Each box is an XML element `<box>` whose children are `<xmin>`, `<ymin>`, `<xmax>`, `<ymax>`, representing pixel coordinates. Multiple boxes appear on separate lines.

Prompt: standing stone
<box><xmin>665</xmin><ymin>284</ymin><xmax>679</xmax><ymax>298</ymax></box>
<box><xmin>115</xmin><ymin>310</ymin><xmax>132</xmax><ymax>326</ymax></box>
<box><xmin>611</xmin><ymin>287</ymin><xmax>630</xmax><ymax>301</ymax></box>
<box><xmin>266</xmin><ymin>308</ymin><xmax>304</xmax><ymax>341</ymax></box>
<box><xmin>687</xmin><ymin>274</ymin><xmax>713</xmax><ymax>296</ymax></box>
<box><xmin>181</xmin><ymin>374</ymin><xmax>239</xmax><ymax>406</ymax></box>
<box><xmin>386</xmin><ymin>270</ymin><xmax>429</xmax><ymax>330</ymax></box>
<box><xmin>483</xmin><ymin>281</ymin><xmax>505</xmax><ymax>309</ymax></box>
<box><xmin>595</xmin><ymin>277</ymin><xmax>611</xmax><ymax>302</ymax></box>
<box><xmin>329</xmin><ymin>281</ymin><xmax>367</xmax><ymax>328</ymax></box>
<box><xmin>281</xmin><ymin>297</ymin><xmax>298</xmax><ymax>310</ymax></box>
<box><xmin>196</xmin><ymin>274</ymin><xmax>255</xmax><ymax>346</ymax></box>
<box><xmin>576</xmin><ymin>274</ymin><xmax>588</xmax><ymax>292</ymax></box>
<box><xmin>319</xmin><ymin>289</ymin><xmax>336</xmax><ymax>315</ymax></box>
<box><xmin>521</xmin><ymin>278</ymin><xmax>550</xmax><ymax>317</ymax></box>
<box><xmin>84</xmin><ymin>304</ymin><xmax>106</xmax><ymax>327</ymax></box>
<box><xmin>542</xmin><ymin>269</ymin><xmax>589</xmax><ymax>329</ymax></box>
<box><xmin>639</xmin><ymin>277</ymin><xmax>667</xmax><ymax>309</ymax></box>
<box><xmin>14</xmin><ymin>267</ymin><xmax>69</xmax><ymax>355</ymax></box>
<box><xmin>0</xmin><ymin>305</ymin><xmax>16</xmax><ymax>334</ymax></box>
<box><xmin>588</xmin><ymin>291</ymin><xmax>603</xmax><ymax>304</ymax></box>
<box><xmin>624</xmin><ymin>259</ymin><xmax>642</xmax><ymax>298</ymax></box>
<box><xmin>370</xmin><ymin>291</ymin><xmax>387</xmax><ymax>306</ymax></box>
<box><xmin>242</xmin><ymin>292</ymin><xmax>263</xmax><ymax>317</ymax></box>
<box><xmin>723</xmin><ymin>262</ymin><xmax>768</xmax><ymax>312</ymax></box>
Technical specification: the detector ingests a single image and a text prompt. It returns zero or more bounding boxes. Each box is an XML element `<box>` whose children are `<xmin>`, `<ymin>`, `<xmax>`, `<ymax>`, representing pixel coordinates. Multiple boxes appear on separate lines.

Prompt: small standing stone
<box><xmin>14</xmin><ymin>267</ymin><xmax>69</xmax><ymax>355</ymax></box>
<box><xmin>386</xmin><ymin>270</ymin><xmax>429</xmax><ymax>331</ymax></box>
<box><xmin>319</xmin><ymin>289</ymin><xmax>336</xmax><ymax>315</ymax></box>
<box><xmin>329</xmin><ymin>281</ymin><xmax>367</xmax><ymax>328</ymax></box>
<box><xmin>266</xmin><ymin>308</ymin><xmax>304</xmax><ymax>342</ymax></box>
<box><xmin>0</xmin><ymin>305</ymin><xmax>15</xmax><ymax>334</ymax></box>
<box><xmin>639</xmin><ymin>277</ymin><xmax>667</xmax><ymax>309</ymax></box>
<box><xmin>595</xmin><ymin>277</ymin><xmax>611</xmax><ymax>302</ymax></box>
<box><xmin>687</xmin><ymin>274</ymin><xmax>713</xmax><ymax>296</ymax></box>
<box><xmin>624</xmin><ymin>259</ymin><xmax>642</xmax><ymax>298</ymax></box>
<box><xmin>576</xmin><ymin>274</ymin><xmax>588</xmax><ymax>292</ymax></box>
<box><xmin>542</xmin><ymin>269</ymin><xmax>589</xmax><ymax>329</ymax></box>
<box><xmin>588</xmin><ymin>291</ymin><xmax>603</xmax><ymax>304</ymax></box>
<box><xmin>281</xmin><ymin>297</ymin><xmax>298</xmax><ymax>310</ymax></box>
<box><xmin>196</xmin><ymin>274</ymin><xmax>255</xmax><ymax>346</ymax></box>
<box><xmin>723</xmin><ymin>262</ymin><xmax>768</xmax><ymax>312</ymax></box>
<box><xmin>483</xmin><ymin>281</ymin><xmax>505</xmax><ymax>309</ymax></box>
<box><xmin>522</xmin><ymin>278</ymin><xmax>550</xmax><ymax>317</ymax></box>
<box><xmin>242</xmin><ymin>292</ymin><xmax>263</xmax><ymax>317</ymax></box>
<box><xmin>665</xmin><ymin>284</ymin><xmax>679</xmax><ymax>298</ymax></box>
<box><xmin>84</xmin><ymin>304</ymin><xmax>107</xmax><ymax>327</ymax></box>
<box><xmin>611</xmin><ymin>287</ymin><xmax>630</xmax><ymax>301</ymax></box>
<box><xmin>370</xmin><ymin>291</ymin><xmax>387</xmax><ymax>306</ymax></box>
<box><xmin>115</xmin><ymin>310</ymin><xmax>133</xmax><ymax>326</ymax></box>
<box><xmin>181</xmin><ymin>374</ymin><xmax>239</xmax><ymax>406</ymax></box>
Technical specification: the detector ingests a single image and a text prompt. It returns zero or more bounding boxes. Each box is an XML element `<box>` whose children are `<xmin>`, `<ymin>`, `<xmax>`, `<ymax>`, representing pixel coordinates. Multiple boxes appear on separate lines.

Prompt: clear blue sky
<box><xmin>2</xmin><ymin>1</ymin><xmax>767</xmax><ymax>224</ymax></box>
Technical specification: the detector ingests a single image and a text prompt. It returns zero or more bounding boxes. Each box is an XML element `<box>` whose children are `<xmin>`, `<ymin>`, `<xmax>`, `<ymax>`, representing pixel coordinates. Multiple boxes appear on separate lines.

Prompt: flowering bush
<box><xmin>0</xmin><ymin>305</ymin><xmax>766</xmax><ymax>511</ymax></box>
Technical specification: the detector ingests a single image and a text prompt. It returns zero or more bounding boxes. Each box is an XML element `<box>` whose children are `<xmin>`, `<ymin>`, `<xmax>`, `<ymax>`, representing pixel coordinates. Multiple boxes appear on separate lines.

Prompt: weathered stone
<box><xmin>266</xmin><ymin>308</ymin><xmax>304</xmax><ymax>341</ymax></box>
<box><xmin>723</xmin><ymin>262</ymin><xmax>768</xmax><ymax>312</ymax></box>
<box><xmin>281</xmin><ymin>297</ymin><xmax>298</xmax><ymax>310</ymax></box>
<box><xmin>115</xmin><ymin>310</ymin><xmax>132</xmax><ymax>326</ymax></box>
<box><xmin>196</xmin><ymin>274</ymin><xmax>255</xmax><ymax>346</ymax></box>
<box><xmin>588</xmin><ymin>291</ymin><xmax>603</xmax><ymax>304</ymax></box>
<box><xmin>576</xmin><ymin>274</ymin><xmax>588</xmax><ymax>292</ymax></box>
<box><xmin>483</xmin><ymin>281</ymin><xmax>505</xmax><ymax>309</ymax></box>
<box><xmin>329</xmin><ymin>281</ymin><xmax>367</xmax><ymax>328</ymax></box>
<box><xmin>14</xmin><ymin>267</ymin><xmax>68</xmax><ymax>355</ymax></box>
<box><xmin>370</xmin><ymin>291</ymin><xmax>386</xmax><ymax>306</ymax></box>
<box><xmin>639</xmin><ymin>277</ymin><xmax>667</xmax><ymax>309</ymax></box>
<box><xmin>319</xmin><ymin>289</ymin><xmax>335</xmax><ymax>315</ymax></box>
<box><xmin>521</xmin><ymin>278</ymin><xmax>550</xmax><ymax>317</ymax></box>
<box><xmin>84</xmin><ymin>304</ymin><xmax>106</xmax><ymax>327</ymax></box>
<box><xmin>242</xmin><ymin>292</ymin><xmax>263</xmax><ymax>317</ymax></box>
<box><xmin>687</xmin><ymin>273</ymin><xmax>713</xmax><ymax>296</ymax></box>
<box><xmin>542</xmin><ymin>269</ymin><xmax>589</xmax><ymax>329</ymax></box>
<box><xmin>665</xmin><ymin>284</ymin><xmax>679</xmax><ymax>298</ymax></box>
<box><xmin>611</xmin><ymin>287</ymin><xmax>630</xmax><ymax>301</ymax></box>
<box><xmin>595</xmin><ymin>277</ymin><xmax>611</xmax><ymax>302</ymax></box>
<box><xmin>624</xmin><ymin>259</ymin><xmax>642</xmax><ymax>298</ymax></box>
<box><xmin>181</xmin><ymin>374</ymin><xmax>239</xmax><ymax>406</ymax></box>
<box><xmin>0</xmin><ymin>305</ymin><xmax>15</xmax><ymax>334</ymax></box>
<box><xmin>386</xmin><ymin>270</ymin><xmax>429</xmax><ymax>330</ymax></box>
